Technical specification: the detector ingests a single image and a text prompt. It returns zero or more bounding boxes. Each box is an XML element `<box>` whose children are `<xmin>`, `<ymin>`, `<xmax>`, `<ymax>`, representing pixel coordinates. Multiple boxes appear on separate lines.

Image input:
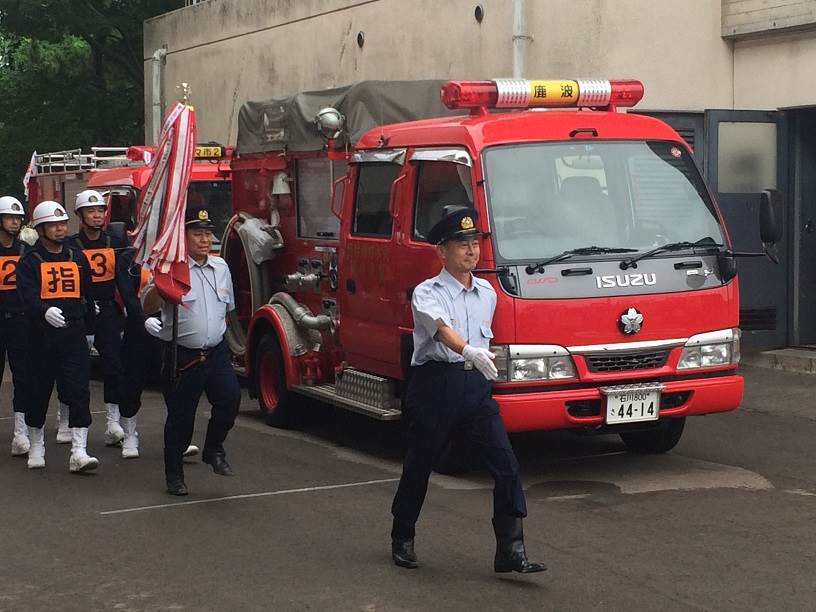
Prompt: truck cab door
<box><xmin>704</xmin><ymin>110</ymin><xmax>788</xmax><ymax>349</ymax></box>
<box><xmin>337</xmin><ymin>149</ymin><xmax>406</xmax><ymax>378</ymax></box>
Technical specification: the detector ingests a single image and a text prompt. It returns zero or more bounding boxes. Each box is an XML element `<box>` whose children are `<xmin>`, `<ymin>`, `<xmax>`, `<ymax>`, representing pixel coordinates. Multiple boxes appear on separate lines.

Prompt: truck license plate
<box><xmin>603</xmin><ymin>386</ymin><xmax>661</xmax><ymax>424</ymax></box>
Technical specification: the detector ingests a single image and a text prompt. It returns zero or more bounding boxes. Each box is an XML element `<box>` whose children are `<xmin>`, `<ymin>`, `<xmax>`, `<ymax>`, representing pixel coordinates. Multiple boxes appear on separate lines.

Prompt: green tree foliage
<box><xmin>0</xmin><ymin>0</ymin><xmax>183</xmax><ymax>200</ymax></box>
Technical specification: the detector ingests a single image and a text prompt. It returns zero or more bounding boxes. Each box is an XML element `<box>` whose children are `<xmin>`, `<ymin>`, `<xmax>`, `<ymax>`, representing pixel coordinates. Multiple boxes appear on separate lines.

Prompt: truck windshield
<box><xmin>187</xmin><ymin>179</ymin><xmax>232</xmax><ymax>246</ymax></box>
<box><xmin>483</xmin><ymin>140</ymin><xmax>725</xmax><ymax>262</ymax></box>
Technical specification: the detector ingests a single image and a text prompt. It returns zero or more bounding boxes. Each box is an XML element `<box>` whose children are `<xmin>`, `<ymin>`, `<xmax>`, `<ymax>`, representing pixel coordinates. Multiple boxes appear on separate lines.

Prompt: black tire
<box><xmin>620</xmin><ymin>417</ymin><xmax>685</xmax><ymax>454</ymax></box>
<box><xmin>254</xmin><ymin>335</ymin><xmax>296</xmax><ymax>428</ymax></box>
<box><xmin>433</xmin><ymin>434</ymin><xmax>475</xmax><ymax>475</ymax></box>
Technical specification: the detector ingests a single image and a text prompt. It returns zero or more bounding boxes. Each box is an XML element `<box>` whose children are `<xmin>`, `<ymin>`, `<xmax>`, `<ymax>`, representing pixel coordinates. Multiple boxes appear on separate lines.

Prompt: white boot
<box><xmin>27</xmin><ymin>427</ymin><xmax>45</xmax><ymax>469</ymax></box>
<box><xmin>11</xmin><ymin>412</ymin><xmax>30</xmax><ymax>456</ymax></box>
<box><xmin>55</xmin><ymin>403</ymin><xmax>71</xmax><ymax>444</ymax></box>
<box><xmin>69</xmin><ymin>428</ymin><xmax>99</xmax><ymax>473</ymax></box>
<box><xmin>121</xmin><ymin>416</ymin><xmax>139</xmax><ymax>459</ymax></box>
<box><xmin>104</xmin><ymin>403</ymin><xmax>124</xmax><ymax>446</ymax></box>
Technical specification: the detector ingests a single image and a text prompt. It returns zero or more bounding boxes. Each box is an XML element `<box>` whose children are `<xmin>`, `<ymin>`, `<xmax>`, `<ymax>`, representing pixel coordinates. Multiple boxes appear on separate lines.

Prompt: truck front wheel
<box><xmin>620</xmin><ymin>417</ymin><xmax>685</xmax><ymax>454</ymax></box>
<box><xmin>255</xmin><ymin>336</ymin><xmax>295</xmax><ymax>428</ymax></box>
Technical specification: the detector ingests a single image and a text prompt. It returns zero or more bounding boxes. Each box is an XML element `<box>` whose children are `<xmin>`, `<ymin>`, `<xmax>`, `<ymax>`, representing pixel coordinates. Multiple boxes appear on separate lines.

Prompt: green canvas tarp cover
<box><xmin>236</xmin><ymin>80</ymin><xmax>464</xmax><ymax>154</ymax></box>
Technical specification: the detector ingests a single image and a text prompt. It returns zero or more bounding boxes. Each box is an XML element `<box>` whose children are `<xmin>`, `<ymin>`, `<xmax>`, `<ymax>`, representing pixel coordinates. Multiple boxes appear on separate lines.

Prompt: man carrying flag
<box><xmin>142</xmin><ymin>205</ymin><xmax>241</xmax><ymax>496</ymax></box>
<box><xmin>132</xmin><ymin>98</ymin><xmax>239</xmax><ymax>495</ymax></box>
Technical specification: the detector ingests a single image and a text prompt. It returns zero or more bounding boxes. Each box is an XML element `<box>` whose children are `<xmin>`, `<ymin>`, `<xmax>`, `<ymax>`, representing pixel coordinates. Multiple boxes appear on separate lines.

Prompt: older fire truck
<box><xmin>223</xmin><ymin>79</ymin><xmax>779</xmax><ymax>464</ymax></box>
<box><xmin>27</xmin><ymin>144</ymin><xmax>233</xmax><ymax>244</ymax></box>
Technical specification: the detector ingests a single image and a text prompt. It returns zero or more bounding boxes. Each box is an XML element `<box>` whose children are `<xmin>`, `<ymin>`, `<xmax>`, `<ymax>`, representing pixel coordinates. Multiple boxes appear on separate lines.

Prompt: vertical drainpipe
<box><xmin>512</xmin><ymin>0</ymin><xmax>531</xmax><ymax>79</ymax></box>
<box><xmin>151</xmin><ymin>47</ymin><xmax>167</xmax><ymax>144</ymax></box>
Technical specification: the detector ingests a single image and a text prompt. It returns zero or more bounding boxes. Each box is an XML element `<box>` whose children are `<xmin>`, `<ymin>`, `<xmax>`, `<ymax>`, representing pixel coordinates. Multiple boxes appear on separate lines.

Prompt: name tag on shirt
<box><xmin>83</xmin><ymin>248</ymin><xmax>115</xmax><ymax>283</ymax></box>
<box><xmin>0</xmin><ymin>256</ymin><xmax>20</xmax><ymax>291</ymax></box>
<box><xmin>40</xmin><ymin>261</ymin><xmax>81</xmax><ymax>299</ymax></box>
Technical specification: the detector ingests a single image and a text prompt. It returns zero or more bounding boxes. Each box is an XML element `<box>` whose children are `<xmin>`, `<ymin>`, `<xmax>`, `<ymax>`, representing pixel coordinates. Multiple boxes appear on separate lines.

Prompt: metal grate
<box><xmin>740</xmin><ymin>308</ymin><xmax>776</xmax><ymax>331</ymax></box>
<box><xmin>585</xmin><ymin>350</ymin><xmax>669</xmax><ymax>373</ymax></box>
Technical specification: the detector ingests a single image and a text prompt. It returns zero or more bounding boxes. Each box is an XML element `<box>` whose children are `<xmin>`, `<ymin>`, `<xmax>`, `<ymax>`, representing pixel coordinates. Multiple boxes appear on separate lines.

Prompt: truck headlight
<box><xmin>491</xmin><ymin>345</ymin><xmax>576</xmax><ymax>381</ymax></box>
<box><xmin>677</xmin><ymin>328</ymin><xmax>741</xmax><ymax>369</ymax></box>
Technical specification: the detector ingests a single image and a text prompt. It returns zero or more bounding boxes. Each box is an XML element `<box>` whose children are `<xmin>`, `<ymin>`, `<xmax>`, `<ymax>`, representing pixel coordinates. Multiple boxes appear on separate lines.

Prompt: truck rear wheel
<box><xmin>620</xmin><ymin>417</ymin><xmax>685</xmax><ymax>454</ymax></box>
<box><xmin>255</xmin><ymin>336</ymin><xmax>295</xmax><ymax>428</ymax></box>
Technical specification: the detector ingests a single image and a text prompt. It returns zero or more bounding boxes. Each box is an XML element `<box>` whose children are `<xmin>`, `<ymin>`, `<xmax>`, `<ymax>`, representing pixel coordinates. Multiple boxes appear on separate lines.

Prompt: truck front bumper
<box><xmin>496</xmin><ymin>373</ymin><xmax>744</xmax><ymax>433</ymax></box>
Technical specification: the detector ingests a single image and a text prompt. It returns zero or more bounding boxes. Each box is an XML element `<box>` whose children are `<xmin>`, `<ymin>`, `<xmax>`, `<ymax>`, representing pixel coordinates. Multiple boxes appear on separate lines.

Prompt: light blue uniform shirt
<box><xmin>144</xmin><ymin>256</ymin><xmax>235</xmax><ymax>350</ymax></box>
<box><xmin>411</xmin><ymin>267</ymin><xmax>496</xmax><ymax>366</ymax></box>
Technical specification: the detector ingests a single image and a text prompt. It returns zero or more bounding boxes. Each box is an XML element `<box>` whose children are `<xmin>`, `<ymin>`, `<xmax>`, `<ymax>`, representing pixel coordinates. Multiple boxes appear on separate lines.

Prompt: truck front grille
<box><xmin>585</xmin><ymin>350</ymin><xmax>669</xmax><ymax>373</ymax></box>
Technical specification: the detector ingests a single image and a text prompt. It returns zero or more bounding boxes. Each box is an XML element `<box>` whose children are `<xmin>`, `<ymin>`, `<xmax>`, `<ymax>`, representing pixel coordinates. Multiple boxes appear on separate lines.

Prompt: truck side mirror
<box><xmin>759</xmin><ymin>189</ymin><xmax>782</xmax><ymax>245</ymax></box>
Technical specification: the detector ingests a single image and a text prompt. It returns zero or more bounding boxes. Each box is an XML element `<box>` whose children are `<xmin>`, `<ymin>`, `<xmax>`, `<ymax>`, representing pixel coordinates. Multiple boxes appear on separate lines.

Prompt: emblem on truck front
<box><xmin>619</xmin><ymin>308</ymin><xmax>643</xmax><ymax>335</ymax></box>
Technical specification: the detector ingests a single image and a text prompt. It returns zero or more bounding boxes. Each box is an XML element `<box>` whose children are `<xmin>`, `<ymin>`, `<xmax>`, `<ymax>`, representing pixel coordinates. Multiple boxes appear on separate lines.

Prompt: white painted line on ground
<box><xmin>99</xmin><ymin>477</ymin><xmax>400</xmax><ymax>516</ymax></box>
<box><xmin>0</xmin><ymin>409</ymin><xmax>107</xmax><ymax>421</ymax></box>
<box><xmin>544</xmin><ymin>494</ymin><xmax>592</xmax><ymax>501</ymax></box>
<box><xmin>784</xmin><ymin>488</ymin><xmax>816</xmax><ymax>497</ymax></box>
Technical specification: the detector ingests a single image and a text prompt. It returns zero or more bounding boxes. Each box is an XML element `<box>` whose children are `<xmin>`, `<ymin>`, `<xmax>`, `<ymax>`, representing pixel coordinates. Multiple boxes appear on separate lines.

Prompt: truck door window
<box><xmin>108</xmin><ymin>188</ymin><xmax>138</xmax><ymax>230</ymax></box>
<box><xmin>352</xmin><ymin>163</ymin><xmax>400</xmax><ymax>236</ymax></box>
<box><xmin>413</xmin><ymin>161</ymin><xmax>473</xmax><ymax>242</ymax></box>
<box><xmin>297</xmin><ymin>158</ymin><xmax>347</xmax><ymax>239</ymax></box>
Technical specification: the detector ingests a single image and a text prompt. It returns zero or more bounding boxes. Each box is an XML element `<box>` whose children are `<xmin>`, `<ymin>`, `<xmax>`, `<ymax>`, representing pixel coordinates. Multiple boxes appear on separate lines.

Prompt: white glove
<box><xmin>44</xmin><ymin>307</ymin><xmax>66</xmax><ymax>329</ymax></box>
<box><xmin>144</xmin><ymin>317</ymin><xmax>163</xmax><ymax>337</ymax></box>
<box><xmin>94</xmin><ymin>302</ymin><xmax>101</xmax><ymax>315</ymax></box>
<box><xmin>462</xmin><ymin>344</ymin><xmax>498</xmax><ymax>381</ymax></box>
<box><xmin>86</xmin><ymin>335</ymin><xmax>95</xmax><ymax>350</ymax></box>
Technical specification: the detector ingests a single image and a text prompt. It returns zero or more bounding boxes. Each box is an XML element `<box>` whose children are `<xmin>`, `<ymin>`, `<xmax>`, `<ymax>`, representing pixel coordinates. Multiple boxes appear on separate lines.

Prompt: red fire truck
<box><xmin>27</xmin><ymin>144</ymin><xmax>233</xmax><ymax>244</ymax></box>
<box><xmin>224</xmin><ymin>79</ymin><xmax>779</xmax><ymax>465</ymax></box>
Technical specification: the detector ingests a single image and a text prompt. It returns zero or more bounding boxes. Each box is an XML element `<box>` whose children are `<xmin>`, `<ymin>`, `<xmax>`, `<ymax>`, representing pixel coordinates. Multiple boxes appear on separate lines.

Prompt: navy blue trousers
<box><xmin>92</xmin><ymin>301</ymin><xmax>124</xmax><ymax>405</ymax></box>
<box><xmin>24</xmin><ymin>320</ymin><xmax>91</xmax><ymax>429</ymax></box>
<box><xmin>162</xmin><ymin>340</ymin><xmax>240</xmax><ymax>478</ymax></box>
<box><xmin>391</xmin><ymin>361</ymin><xmax>527</xmax><ymax>539</ymax></box>
<box><xmin>0</xmin><ymin>312</ymin><xmax>28</xmax><ymax>414</ymax></box>
<box><xmin>118</xmin><ymin>315</ymin><xmax>157</xmax><ymax>418</ymax></box>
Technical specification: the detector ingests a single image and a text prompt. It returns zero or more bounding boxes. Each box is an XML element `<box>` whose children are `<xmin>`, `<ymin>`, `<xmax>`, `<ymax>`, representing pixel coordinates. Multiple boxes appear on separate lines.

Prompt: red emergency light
<box><xmin>440</xmin><ymin>79</ymin><xmax>644</xmax><ymax>110</ymax></box>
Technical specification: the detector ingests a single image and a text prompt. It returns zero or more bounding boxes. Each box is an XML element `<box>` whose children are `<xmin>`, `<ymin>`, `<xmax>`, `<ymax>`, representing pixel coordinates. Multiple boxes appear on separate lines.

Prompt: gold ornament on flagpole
<box><xmin>176</xmin><ymin>82</ymin><xmax>194</xmax><ymax>110</ymax></box>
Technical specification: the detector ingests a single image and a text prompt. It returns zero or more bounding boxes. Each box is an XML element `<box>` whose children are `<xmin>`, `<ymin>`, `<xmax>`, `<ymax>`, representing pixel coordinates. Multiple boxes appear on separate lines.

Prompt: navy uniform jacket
<box><xmin>114</xmin><ymin>246</ymin><xmax>146</xmax><ymax>321</ymax></box>
<box><xmin>16</xmin><ymin>241</ymin><xmax>95</xmax><ymax>329</ymax></box>
<box><xmin>0</xmin><ymin>239</ymin><xmax>28</xmax><ymax>314</ymax></box>
<box><xmin>67</xmin><ymin>230</ymin><xmax>129</xmax><ymax>304</ymax></box>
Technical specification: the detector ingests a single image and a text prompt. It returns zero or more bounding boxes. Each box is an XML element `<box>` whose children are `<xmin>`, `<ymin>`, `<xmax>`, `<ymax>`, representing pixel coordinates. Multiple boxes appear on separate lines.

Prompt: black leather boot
<box><xmin>165</xmin><ymin>470</ymin><xmax>188</xmax><ymax>496</ymax></box>
<box><xmin>391</xmin><ymin>537</ymin><xmax>419</xmax><ymax>569</ymax></box>
<box><xmin>202</xmin><ymin>448</ymin><xmax>233</xmax><ymax>476</ymax></box>
<box><xmin>492</xmin><ymin>516</ymin><xmax>546</xmax><ymax>573</ymax></box>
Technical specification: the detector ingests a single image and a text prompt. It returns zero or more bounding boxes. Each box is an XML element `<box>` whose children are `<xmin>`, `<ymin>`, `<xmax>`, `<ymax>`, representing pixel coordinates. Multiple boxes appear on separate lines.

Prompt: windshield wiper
<box><xmin>525</xmin><ymin>246</ymin><xmax>638</xmax><ymax>275</ymax></box>
<box><xmin>619</xmin><ymin>238</ymin><xmax>723</xmax><ymax>270</ymax></box>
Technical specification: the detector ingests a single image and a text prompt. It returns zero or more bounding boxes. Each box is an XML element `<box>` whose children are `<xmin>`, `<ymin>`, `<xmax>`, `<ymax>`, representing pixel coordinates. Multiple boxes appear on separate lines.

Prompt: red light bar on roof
<box><xmin>440</xmin><ymin>79</ymin><xmax>644</xmax><ymax>110</ymax></box>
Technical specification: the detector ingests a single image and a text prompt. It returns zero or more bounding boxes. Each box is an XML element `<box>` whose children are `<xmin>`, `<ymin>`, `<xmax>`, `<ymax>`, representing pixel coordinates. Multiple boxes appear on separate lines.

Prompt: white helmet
<box><xmin>75</xmin><ymin>189</ymin><xmax>107</xmax><ymax>212</ymax></box>
<box><xmin>31</xmin><ymin>201</ymin><xmax>70</xmax><ymax>227</ymax></box>
<box><xmin>0</xmin><ymin>196</ymin><xmax>25</xmax><ymax>217</ymax></box>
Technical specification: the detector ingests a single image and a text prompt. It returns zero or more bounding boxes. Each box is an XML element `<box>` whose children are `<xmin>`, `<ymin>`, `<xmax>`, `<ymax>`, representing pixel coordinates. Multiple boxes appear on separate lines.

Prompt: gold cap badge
<box><xmin>460</xmin><ymin>216</ymin><xmax>474</xmax><ymax>230</ymax></box>
<box><xmin>198</xmin><ymin>210</ymin><xmax>209</xmax><ymax>221</ymax></box>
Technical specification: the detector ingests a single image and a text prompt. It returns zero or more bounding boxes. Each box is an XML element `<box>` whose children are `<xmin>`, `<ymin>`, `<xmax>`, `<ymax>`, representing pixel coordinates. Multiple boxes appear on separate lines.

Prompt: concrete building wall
<box><xmin>143</xmin><ymin>0</ymin><xmax>737</xmax><ymax>144</ymax></box>
<box><xmin>734</xmin><ymin>30</ymin><xmax>816</xmax><ymax>108</ymax></box>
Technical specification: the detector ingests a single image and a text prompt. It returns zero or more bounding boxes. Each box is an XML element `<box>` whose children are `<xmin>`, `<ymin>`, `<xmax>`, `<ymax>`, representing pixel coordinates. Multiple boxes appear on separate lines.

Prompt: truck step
<box><xmin>292</xmin><ymin>381</ymin><xmax>402</xmax><ymax>421</ymax></box>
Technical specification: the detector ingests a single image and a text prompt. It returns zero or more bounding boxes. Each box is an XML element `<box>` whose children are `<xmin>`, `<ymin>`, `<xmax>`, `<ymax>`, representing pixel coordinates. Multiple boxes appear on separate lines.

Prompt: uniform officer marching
<box><xmin>57</xmin><ymin>190</ymin><xmax>130</xmax><ymax>449</ymax></box>
<box><xmin>142</xmin><ymin>205</ymin><xmax>241</xmax><ymax>496</ymax></box>
<box><xmin>16</xmin><ymin>200</ymin><xmax>98</xmax><ymax>471</ymax></box>
<box><xmin>390</xmin><ymin>205</ymin><xmax>546</xmax><ymax>574</ymax></box>
<box><xmin>0</xmin><ymin>196</ymin><xmax>31</xmax><ymax>456</ymax></box>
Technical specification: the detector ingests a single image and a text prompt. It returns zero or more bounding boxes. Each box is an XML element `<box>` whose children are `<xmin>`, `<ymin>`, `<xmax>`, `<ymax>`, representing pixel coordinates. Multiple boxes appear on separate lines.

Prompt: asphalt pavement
<box><xmin>0</xmin><ymin>364</ymin><xmax>814</xmax><ymax>611</ymax></box>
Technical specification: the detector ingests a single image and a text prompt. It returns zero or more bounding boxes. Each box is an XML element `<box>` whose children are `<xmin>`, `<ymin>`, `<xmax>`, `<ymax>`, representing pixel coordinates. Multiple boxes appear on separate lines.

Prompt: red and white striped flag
<box><xmin>131</xmin><ymin>102</ymin><xmax>197</xmax><ymax>304</ymax></box>
<box><xmin>22</xmin><ymin>151</ymin><xmax>36</xmax><ymax>199</ymax></box>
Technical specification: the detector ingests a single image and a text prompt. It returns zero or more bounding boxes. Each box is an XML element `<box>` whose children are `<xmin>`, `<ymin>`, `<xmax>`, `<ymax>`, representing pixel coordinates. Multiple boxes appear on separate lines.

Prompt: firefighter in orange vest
<box><xmin>59</xmin><ymin>189</ymin><xmax>129</xmax><ymax>448</ymax></box>
<box><xmin>16</xmin><ymin>201</ymin><xmax>98</xmax><ymax>471</ymax></box>
<box><xmin>0</xmin><ymin>196</ymin><xmax>31</xmax><ymax>457</ymax></box>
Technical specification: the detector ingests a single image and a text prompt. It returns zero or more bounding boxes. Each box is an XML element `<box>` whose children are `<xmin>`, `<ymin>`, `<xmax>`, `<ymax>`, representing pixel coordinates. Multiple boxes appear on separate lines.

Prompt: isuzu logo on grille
<box><xmin>619</xmin><ymin>308</ymin><xmax>644</xmax><ymax>335</ymax></box>
<box><xmin>596</xmin><ymin>273</ymin><xmax>656</xmax><ymax>288</ymax></box>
